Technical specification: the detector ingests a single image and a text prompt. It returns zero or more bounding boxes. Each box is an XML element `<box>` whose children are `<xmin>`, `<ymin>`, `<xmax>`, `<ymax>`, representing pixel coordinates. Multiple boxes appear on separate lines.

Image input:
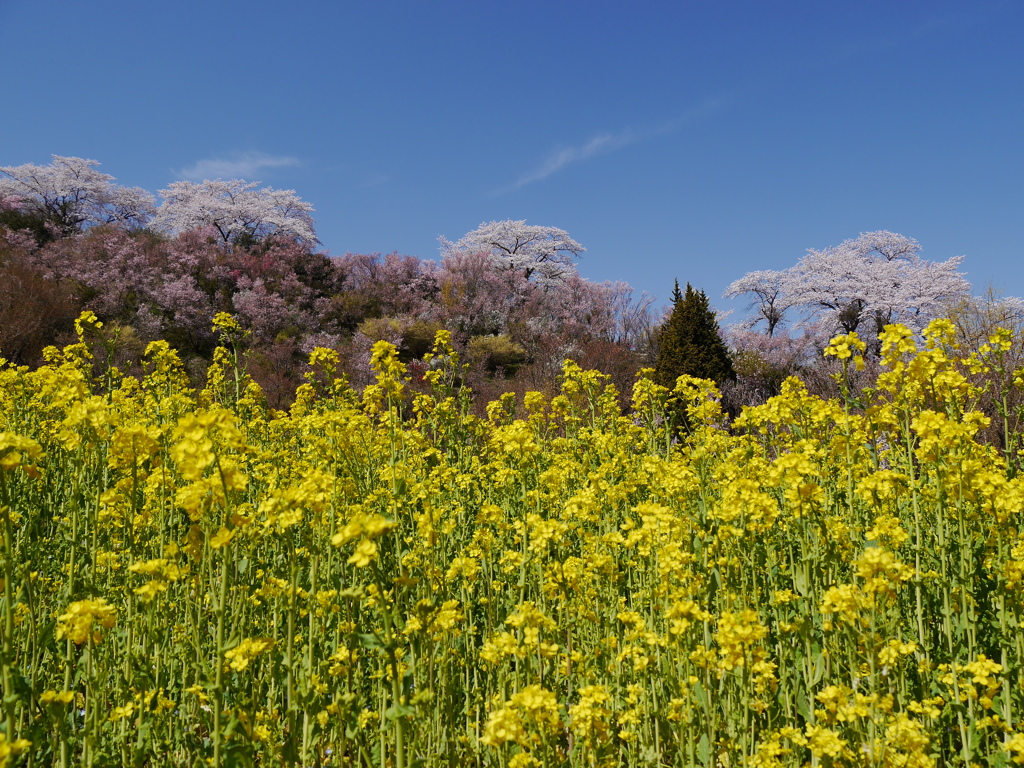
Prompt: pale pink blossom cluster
<box><xmin>153</xmin><ymin>179</ymin><xmax>316</xmax><ymax>246</ymax></box>
<box><xmin>0</xmin><ymin>156</ymin><xmax>317</xmax><ymax>246</ymax></box>
<box><xmin>725</xmin><ymin>231</ymin><xmax>972</xmax><ymax>346</ymax></box>
<box><xmin>440</xmin><ymin>220</ymin><xmax>585</xmax><ymax>286</ymax></box>
<box><xmin>0</xmin><ymin>155</ymin><xmax>155</xmax><ymax>236</ymax></box>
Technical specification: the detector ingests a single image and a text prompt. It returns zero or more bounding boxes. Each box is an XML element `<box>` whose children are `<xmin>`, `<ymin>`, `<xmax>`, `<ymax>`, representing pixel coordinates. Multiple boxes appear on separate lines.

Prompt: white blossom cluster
<box><xmin>153</xmin><ymin>179</ymin><xmax>317</xmax><ymax>245</ymax></box>
<box><xmin>0</xmin><ymin>155</ymin><xmax>156</xmax><ymax>236</ymax></box>
<box><xmin>441</xmin><ymin>219</ymin><xmax>585</xmax><ymax>285</ymax></box>
<box><xmin>725</xmin><ymin>231</ymin><xmax>972</xmax><ymax>340</ymax></box>
<box><xmin>0</xmin><ymin>155</ymin><xmax>317</xmax><ymax>246</ymax></box>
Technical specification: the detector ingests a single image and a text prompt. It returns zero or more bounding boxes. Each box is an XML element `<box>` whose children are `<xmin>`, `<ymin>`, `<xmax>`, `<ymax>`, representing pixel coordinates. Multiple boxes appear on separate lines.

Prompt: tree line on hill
<box><xmin>3</xmin><ymin>155</ymin><xmax>1023</xmax><ymax>423</ymax></box>
<box><xmin>0</xmin><ymin>157</ymin><xmax>656</xmax><ymax>409</ymax></box>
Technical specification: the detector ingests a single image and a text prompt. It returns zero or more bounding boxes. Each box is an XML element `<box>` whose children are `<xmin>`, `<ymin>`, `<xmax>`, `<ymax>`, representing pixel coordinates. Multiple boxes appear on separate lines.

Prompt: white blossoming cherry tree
<box><xmin>153</xmin><ymin>179</ymin><xmax>318</xmax><ymax>247</ymax></box>
<box><xmin>440</xmin><ymin>219</ymin><xmax>585</xmax><ymax>285</ymax></box>
<box><xmin>723</xmin><ymin>269</ymin><xmax>793</xmax><ymax>337</ymax></box>
<box><xmin>0</xmin><ymin>155</ymin><xmax>156</xmax><ymax>236</ymax></box>
<box><xmin>786</xmin><ymin>230</ymin><xmax>970</xmax><ymax>337</ymax></box>
<box><xmin>726</xmin><ymin>231</ymin><xmax>971</xmax><ymax>350</ymax></box>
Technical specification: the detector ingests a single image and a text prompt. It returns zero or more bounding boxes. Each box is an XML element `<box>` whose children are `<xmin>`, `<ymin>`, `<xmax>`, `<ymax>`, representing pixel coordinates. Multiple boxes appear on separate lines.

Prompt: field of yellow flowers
<box><xmin>3</xmin><ymin>312</ymin><xmax>1024</xmax><ymax>767</ymax></box>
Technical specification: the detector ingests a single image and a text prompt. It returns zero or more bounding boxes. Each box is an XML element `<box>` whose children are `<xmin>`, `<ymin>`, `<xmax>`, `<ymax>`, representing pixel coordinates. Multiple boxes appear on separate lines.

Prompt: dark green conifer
<box><xmin>654</xmin><ymin>280</ymin><xmax>736</xmax><ymax>389</ymax></box>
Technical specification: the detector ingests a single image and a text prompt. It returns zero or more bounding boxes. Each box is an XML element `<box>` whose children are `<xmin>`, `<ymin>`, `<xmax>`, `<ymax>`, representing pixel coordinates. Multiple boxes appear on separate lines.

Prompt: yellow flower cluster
<box><xmin>128</xmin><ymin>557</ymin><xmax>185</xmax><ymax>601</ymax></box>
<box><xmin>0</xmin><ymin>734</ymin><xmax>31</xmax><ymax>768</ymax></box>
<box><xmin>714</xmin><ymin>609</ymin><xmax>769</xmax><ymax>671</ymax></box>
<box><xmin>568</xmin><ymin>685</ymin><xmax>613</xmax><ymax>744</ymax></box>
<box><xmin>224</xmin><ymin>637</ymin><xmax>275</xmax><ymax>672</ymax></box>
<box><xmin>4</xmin><ymin>316</ymin><xmax>1024</xmax><ymax>766</ymax></box>
<box><xmin>56</xmin><ymin>598</ymin><xmax>117</xmax><ymax>645</ymax></box>
<box><xmin>0</xmin><ymin>432</ymin><xmax>43</xmax><ymax>474</ymax></box>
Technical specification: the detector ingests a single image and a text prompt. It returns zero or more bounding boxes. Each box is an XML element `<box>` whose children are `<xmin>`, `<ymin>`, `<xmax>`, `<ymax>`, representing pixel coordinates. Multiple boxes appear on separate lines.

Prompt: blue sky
<box><xmin>2</xmin><ymin>1</ymin><xmax>1022</xmax><ymax>312</ymax></box>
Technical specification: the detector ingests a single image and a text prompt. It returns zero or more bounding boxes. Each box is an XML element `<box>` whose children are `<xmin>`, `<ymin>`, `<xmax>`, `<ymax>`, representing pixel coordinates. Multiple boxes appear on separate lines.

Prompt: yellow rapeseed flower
<box><xmin>480</xmin><ymin>705</ymin><xmax>528</xmax><ymax>747</ymax></box>
<box><xmin>0</xmin><ymin>733</ymin><xmax>32</xmax><ymax>767</ymax></box>
<box><xmin>348</xmin><ymin>539</ymin><xmax>377</xmax><ymax>568</ymax></box>
<box><xmin>56</xmin><ymin>598</ymin><xmax>117</xmax><ymax>645</ymax></box>
<box><xmin>39</xmin><ymin>690</ymin><xmax>75</xmax><ymax>705</ymax></box>
<box><xmin>714</xmin><ymin>609</ymin><xmax>768</xmax><ymax>671</ymax></box>
<box><xmin>1005</xmin><ymin>732</ymin><xmax>1024</xmax><ymax>764</ymax></box>
<box><xmin>0</xmin><ymin>432</ymin><xmax>43</xmax><ymax>474</ymax></box>
<box><xmin>854</xmin><ymin>547</ymin><xmax>914</xmax><ymax>594</ymax></box>
<box><xmin>224</xmin><ymin>637</ymin><xmax>275</xmax><ymax>672</ymax></box>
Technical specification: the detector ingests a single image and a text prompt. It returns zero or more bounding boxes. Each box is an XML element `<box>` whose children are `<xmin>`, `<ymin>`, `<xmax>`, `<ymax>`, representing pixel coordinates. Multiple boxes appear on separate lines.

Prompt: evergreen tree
<box><xmin>655</xmin><ymin>280</ymin><xmax>736</xmax><ymax>389</ymax></box>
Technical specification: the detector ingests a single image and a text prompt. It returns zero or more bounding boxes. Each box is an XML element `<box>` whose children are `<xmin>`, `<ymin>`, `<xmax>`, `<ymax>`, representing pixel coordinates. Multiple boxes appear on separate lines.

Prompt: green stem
<box><xmin>1</xmin><ymin>501</ymin><xmax>16</xmax><ymax>742</ymax></box>
<box><xmin>212</xmin><ymin>540</ymin><xmax>231</xmax><ymax>767</ymax></box>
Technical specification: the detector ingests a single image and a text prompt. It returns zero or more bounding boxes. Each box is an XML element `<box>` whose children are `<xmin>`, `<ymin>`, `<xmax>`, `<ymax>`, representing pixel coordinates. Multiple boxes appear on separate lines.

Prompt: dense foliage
<box><xmin>654</xmin><ymin>282</ymin><xmax>735</xmax><ymax>392</ymax></box>
<box><xmin>3</xmin><ymin>314</ymin><xmax>1024</xmax><ymax>766</ymax></box>
<box><xmin>0</xmin><ymin>223</ymin><xmax>653</xmax><ymax>411</ymax></box>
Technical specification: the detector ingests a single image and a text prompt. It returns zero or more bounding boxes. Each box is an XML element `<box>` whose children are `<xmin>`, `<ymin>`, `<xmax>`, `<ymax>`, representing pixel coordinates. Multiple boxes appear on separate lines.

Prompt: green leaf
<box><xmin>36</xmin><ymin>618</ymin><xmax>57</xmax><ymax>653</ymax></box>
<box><xmin>793</xmin><ymin>566</ymin><xmax>809</xmax><ymax>596</ymax></box>
<box><xmin>222</xmin><ymin>713</ymin><xmax>242</xmax><ymax>738</ymax></box>
<box><xmin>384</xmin><ymin>703</ymin><xmax>416</xmax><ymax>721</ymax></box>
<box><xmin>796</xmin><ymin>688</ymin><xmax>811</xmax><ymax>720</ymax></box>
<box><xmin>692</xmin><ymin>680</ymin><xmax>708</xmax><ymax>711</ymax></box>
<box><xmin>358</xmin><ymin>632</ymin><xmax>385</xmax><ymax>650</ymax></box>
<box><xmin>696</xmin><ymin>732</ymin><xmax>711</xmax><ymax>767</ymax></box>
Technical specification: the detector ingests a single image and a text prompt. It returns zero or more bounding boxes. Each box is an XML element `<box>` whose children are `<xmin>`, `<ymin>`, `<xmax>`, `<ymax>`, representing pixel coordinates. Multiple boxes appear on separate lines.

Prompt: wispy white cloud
<box><xmin>498</xmin><ymin>97</ymin><xmax>728</xmax><ymax>194</ymax></box>
<box><xmin>176</xmin><ymin>151</ymin><xmax>300</xmax><ymax>181</ymax></box>
<box><xmin>507</xmin><ymin>132</ymin><xmax>637</xmax><ymax>191</ymax></box>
